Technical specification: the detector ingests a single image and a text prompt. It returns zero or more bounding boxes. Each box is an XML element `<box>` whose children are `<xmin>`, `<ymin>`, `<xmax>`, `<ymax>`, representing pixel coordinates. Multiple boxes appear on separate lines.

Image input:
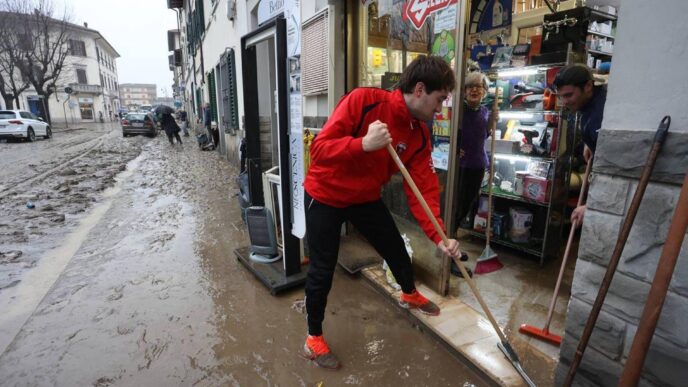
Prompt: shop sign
<box><xmin>403</xmin><ymin>0</ymin><xmax>458</xmax><ymax>30</ymax></box>
<box><xmin>78</xmin><ymin>97</ymin><xmax>94</xmax><ymax>103</ymax></box>
<box><xmin>257</xmin><ymin>0</ymin><xmax>284</xmax><ymax>25</ymax></box>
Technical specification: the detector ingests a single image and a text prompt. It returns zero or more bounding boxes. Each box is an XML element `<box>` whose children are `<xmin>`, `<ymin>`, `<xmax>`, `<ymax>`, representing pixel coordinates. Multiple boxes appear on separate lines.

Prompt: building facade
<box><xmin>62</xmin><ymin>24</ymin><xmax>121</xmax><ymax>123</ymax></box>
<box><xmin>0</xmin><ymin>21</ymin><xmax>121</xmax><ymax>124</ymax></box>
<box><xmin>120</xmin><ymin>83</ymin><xmax>157</xmax><ymax>111</ymax></box>
<box><xmin>0</xmin><ymin>19</ymin><xmax>120</xmax><ymax>124</ymax></box>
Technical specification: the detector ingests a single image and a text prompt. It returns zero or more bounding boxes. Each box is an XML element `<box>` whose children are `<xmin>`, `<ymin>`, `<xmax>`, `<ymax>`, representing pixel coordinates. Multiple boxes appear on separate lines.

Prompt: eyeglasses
<box><xmin>465</xmin><ymin>84</ymin><xmax>485</xmax><ymax>90</ymax></box>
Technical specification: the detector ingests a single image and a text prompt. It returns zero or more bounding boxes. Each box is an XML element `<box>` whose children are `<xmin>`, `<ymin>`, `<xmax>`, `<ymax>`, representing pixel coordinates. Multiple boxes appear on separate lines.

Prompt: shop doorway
<box><xmin>237</xmin><ymin>18</ymin><xmax>304</xmax><ymax>294</ymax></box>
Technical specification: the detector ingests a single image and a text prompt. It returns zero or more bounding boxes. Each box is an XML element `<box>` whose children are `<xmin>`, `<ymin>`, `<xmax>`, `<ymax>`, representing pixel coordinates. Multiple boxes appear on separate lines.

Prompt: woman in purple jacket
<box><xmin>453</xmin><ymin>72</ymin><xmax>497</xmax><ymax>276</ymax></box>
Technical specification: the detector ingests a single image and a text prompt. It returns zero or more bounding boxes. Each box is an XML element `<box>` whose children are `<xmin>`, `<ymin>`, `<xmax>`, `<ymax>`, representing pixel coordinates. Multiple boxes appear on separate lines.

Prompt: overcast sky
<box><xmin>60</xmin><ymin>0</ymin><xmax>178</xmax><ymax>97</ymax></box>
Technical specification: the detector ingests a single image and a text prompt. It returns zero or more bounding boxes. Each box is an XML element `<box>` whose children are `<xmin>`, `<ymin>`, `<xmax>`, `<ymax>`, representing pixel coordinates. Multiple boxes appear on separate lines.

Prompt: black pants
<box><xmin>455</xmin><ymin>167</ymin><xmax>486</xmax><ymax>226</ymax></box>
<box><xmin>207</xmin><ymin>126</ymin><xmax>219</xmax><ymax>146</ymax></box>
<box><xmin>304</xmin><ymin>191</ymin><xmax>415</xmax><ymax>336</ymax></box>
<box><xmin>167</xmin><ymin>132</ymin><xmax>182</xmax><ymax>145</ymax></box>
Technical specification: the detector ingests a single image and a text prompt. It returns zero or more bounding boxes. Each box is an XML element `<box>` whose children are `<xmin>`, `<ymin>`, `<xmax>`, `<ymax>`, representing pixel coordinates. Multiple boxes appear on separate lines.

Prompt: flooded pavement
<box><xmin>0</xmin><ymin>123</ymin><xmax>146</xmax><ymax>292</ymax></box>
<box><xmin>0</xmin><ymin>130</ymin><xmax>487</xmax><ymax>386</ymax></box>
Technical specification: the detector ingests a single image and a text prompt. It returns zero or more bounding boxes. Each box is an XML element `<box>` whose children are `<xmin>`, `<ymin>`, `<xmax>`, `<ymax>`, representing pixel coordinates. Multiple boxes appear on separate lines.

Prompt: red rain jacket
<box><xmin>303</xmin><ymin>88</ymin><xmax>446</xmax><ymax>244</ymax></box>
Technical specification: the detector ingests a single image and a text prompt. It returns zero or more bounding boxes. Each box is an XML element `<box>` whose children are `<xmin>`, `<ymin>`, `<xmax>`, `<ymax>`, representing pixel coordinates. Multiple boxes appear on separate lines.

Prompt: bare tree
<box><xmin>0</xmin><ymin>13</ymin><xmax>31</xmax><ymax>109</ymax></box>
<box><xmin>0</xmin><ymin>0</ymin><xmax>71</xmax><ymax>122</ymax></box>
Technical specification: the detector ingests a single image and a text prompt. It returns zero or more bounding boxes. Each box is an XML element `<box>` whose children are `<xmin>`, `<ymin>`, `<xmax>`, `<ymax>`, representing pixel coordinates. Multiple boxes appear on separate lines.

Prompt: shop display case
<box><xmin>584</xmin><ymin>8</ymin><xmax>617</xmax><ymax>69</ymax></box>
<box><xmin>460</xmin><ymin>64</ymin><xmax>574</xmax><ymax>265</ymax></box>
<box><xmin>540</xmin><ymin>6</ymin><xmax>617</xmax><ymax>70</ymax></box>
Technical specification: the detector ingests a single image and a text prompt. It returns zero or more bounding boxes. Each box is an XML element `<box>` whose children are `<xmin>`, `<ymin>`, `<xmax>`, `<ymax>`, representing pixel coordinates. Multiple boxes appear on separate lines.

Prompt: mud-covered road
<box><xmin>0</xmin><ymin>125</ymin><xmax>485</xmax><ymax>386</ymax></box>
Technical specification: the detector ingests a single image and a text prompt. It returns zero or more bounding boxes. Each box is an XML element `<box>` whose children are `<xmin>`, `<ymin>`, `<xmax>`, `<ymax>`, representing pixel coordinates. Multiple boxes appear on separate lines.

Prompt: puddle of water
<box><xmin>0</xmin><ymin>155</ymin><xmax>143</xmax><ymax>355</ymax></box>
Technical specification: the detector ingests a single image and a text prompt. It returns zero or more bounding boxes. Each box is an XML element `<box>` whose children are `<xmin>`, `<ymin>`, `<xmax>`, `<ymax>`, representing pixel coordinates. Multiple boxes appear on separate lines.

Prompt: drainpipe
<box><xmin>172</xmin><ymin>8</ymin><xmax>185</xmax><ymax>89</ymax></box>
<box><xmin>94</xmin><ymin>36</ymin><xmax>106</xmax><ymax>121</ymax></box>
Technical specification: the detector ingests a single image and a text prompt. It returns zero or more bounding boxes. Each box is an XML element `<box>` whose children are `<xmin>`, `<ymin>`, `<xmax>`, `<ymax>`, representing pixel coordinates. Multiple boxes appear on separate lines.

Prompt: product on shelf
<box><xmin>492</xmin><ymin>212</ymin><xmax>508</xmax><ymax>239</ymax></box>
<box><xmin>509</xmin><ymin>207</ymin><xmax>533</xmax><ymax>243</ymax></box>
<box><xmin>474</xmin><ymin>212</ymin><xmax>488</xmax><ymax>233</ymax></box>
<box><xmin>524</xmin><ymin>175</ymin><xmax>550</xmax><ymax>203</ymax></box>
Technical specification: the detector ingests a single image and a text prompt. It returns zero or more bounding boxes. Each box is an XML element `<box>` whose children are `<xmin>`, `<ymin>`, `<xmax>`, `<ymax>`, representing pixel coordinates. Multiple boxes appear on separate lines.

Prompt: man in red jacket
<box><xmin>302</xmin><ymin>56</ymin><xmax>461</xmax><ymax>369</ymax></box>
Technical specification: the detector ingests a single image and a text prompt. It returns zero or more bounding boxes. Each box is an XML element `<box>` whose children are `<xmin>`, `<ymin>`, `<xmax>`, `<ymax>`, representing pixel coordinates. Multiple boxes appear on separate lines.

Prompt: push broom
<box><xmin>519</xmin><ymin>158</ymin><xmax>592</xmax><ymax>346</ymax></box>
<box><xmin>386</xmin><ymin>144</ymin><xmax>536</xmax><ymax>387</ymax></box>
<box><xmin>475</xmin><ymin>85</ymin><xmax>503</xmax><ymax>274</ymax></box>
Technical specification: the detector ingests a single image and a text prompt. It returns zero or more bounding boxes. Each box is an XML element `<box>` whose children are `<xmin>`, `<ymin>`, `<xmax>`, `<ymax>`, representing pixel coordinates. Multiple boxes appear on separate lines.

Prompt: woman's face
<box><xmin>465</xmin><ymin>83</ymin><xmax>486</xmax><ymax>106</ymax></box>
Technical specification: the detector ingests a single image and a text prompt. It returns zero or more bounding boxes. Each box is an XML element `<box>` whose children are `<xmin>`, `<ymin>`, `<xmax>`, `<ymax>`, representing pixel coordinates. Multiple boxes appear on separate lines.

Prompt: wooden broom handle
<box><xmin>386</xmin><ymin>144</ymin><xmax>507</xmax><ymax>343</ymax></box>
<box><xmin>485</xmin><ymin>90</ymin><xmax>500</xmax><ymax>244</ymax></box>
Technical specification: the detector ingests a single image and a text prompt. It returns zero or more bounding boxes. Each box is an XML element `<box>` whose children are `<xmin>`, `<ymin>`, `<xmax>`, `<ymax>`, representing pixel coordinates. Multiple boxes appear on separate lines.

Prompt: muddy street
<box><xmin>0</xmin><ymin>127</ymin><xmax>485</xmax><ymax>386</ymax></box>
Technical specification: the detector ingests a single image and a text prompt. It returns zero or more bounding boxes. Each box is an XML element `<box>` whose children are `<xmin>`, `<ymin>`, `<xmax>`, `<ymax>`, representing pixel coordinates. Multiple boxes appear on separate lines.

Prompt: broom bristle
<box><xmin>475</xmin><ymin>245</ymin><xmax>503</xmax><ymax>274</ymax></box>
<box><xmin>474</xmin><ymin>257</ymin><xmax>504</xmax><ymax>274</ymax></box>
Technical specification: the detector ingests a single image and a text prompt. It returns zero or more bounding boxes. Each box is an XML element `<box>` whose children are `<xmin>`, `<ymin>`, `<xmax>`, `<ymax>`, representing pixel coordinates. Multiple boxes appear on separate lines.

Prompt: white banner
<box><xmin>285</xmin><ymin>0</ymin><xmax>305</xmax><ymax>238</ymax></box>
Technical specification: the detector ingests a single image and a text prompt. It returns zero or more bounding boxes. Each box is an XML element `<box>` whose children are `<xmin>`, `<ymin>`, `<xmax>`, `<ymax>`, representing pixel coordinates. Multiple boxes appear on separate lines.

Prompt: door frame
<box><xmin>241</xmin><ymin>17</ymin><xmax>300</xmax><ymax>276</ymax></box>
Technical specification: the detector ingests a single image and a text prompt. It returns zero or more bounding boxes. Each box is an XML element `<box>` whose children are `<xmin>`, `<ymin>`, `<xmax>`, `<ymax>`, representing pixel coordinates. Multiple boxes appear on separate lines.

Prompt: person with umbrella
<box><xmin>156</xmin><ymin>105</ymin><xmax>183</xmax><ymax>146</ymax></box>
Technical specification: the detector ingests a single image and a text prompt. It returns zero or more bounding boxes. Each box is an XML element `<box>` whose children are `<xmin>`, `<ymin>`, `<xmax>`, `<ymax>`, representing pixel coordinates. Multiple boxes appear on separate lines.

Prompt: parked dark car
<box><xmin>121</xmin><ymin>112</ymin><xmax>157</xmax><ymax>137</ymax></box>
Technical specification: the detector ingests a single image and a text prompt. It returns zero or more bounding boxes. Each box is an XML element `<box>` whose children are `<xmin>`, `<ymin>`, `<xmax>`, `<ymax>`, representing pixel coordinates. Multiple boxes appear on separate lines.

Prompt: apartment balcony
<box><xmin>68</xmin><ymin>83</ymin><xmax>103</xmax><ymax>94</ymax></box>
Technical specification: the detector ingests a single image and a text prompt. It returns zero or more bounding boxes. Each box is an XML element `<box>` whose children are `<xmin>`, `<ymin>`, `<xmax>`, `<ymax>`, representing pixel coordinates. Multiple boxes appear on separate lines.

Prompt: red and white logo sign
<box><xmin>403</xmin><ymin>0</ymin><xmax>458</xmax><ymax>30</ymax></box>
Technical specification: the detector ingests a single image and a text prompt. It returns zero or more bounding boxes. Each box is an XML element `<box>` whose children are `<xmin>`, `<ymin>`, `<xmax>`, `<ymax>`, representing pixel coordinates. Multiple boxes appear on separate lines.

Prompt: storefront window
<box><xmin>79</xmin><ymin>102</ymin><xmax>94</xmax><ymax>120</ymax></box>
<box><xmin>359</xmin><ymin>0</ymin><xmax>459</xmax><ymax>223</ymax></box>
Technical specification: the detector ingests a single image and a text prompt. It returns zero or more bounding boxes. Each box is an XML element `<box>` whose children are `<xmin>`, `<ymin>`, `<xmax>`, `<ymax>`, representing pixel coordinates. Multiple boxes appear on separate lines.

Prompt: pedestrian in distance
<box><xmin>553</xmin><ymin>64</ymin><xmax>607</xmax><ymax>227</ymax></box>
<box><xmin>160</xmin><ymin>112</ymin><xmax>183</xmax><ymax>146</ymax></box>
<box><xmin>302</xmin><ymin>55</ymin><xmax>461</xmax><ymax>369</ymax></box>
<box><xmin>203</xmin><ymin>103</ymin><xmax>218</xmax><ymax>145</ymax></box>
<box><xmin>179</xmin><ymin>109</ymin><xmax>189</xmax><ymax>137</ymax></box>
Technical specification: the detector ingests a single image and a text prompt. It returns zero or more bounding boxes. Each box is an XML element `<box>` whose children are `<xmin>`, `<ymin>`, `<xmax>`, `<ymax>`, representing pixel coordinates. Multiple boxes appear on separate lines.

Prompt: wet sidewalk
<box><xmin>0</xmin><ymin>137</ymin><xmax>487</xmax><ymax>386</ymax></box>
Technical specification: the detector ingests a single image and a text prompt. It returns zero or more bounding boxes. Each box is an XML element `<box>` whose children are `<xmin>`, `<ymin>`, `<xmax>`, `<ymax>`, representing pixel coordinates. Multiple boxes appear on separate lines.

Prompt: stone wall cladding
<box><xmin>564</xmin><ymin>298</ymin><xmax>626</xmax><ymax>360</ymax></box>
<box><xmin>576</xmin><ymin>210</ymin><xmax>622</xmax><ymax>265</ymax></box>
<box><xmin>558</xmin><ymin>129</ymin><xmax>687</xmax><ymax>386</ymax></box>
<box><xmin>594</xmin><ymin>130</ymin><xmax>688</xmax><ymax>185</ymax></box>
<box><xmin>586</xmin><ymin>174</ymin><xmax>631</xmax><ymax>216</ymax></box>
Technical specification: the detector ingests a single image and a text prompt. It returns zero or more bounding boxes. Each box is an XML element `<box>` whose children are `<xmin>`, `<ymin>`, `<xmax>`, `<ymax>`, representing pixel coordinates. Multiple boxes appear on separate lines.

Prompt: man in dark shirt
<box><xmin>554</xmin><ymin>64</ymin><xmax>607</xmax><ymax>225</ymax></box>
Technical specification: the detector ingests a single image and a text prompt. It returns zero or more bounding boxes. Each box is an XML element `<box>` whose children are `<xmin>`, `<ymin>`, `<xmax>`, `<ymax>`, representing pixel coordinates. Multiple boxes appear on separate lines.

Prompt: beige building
<box><xmin>120</xmin><ymin>84</ymin><xmax>157</xmax><ymax>110</ymax></box>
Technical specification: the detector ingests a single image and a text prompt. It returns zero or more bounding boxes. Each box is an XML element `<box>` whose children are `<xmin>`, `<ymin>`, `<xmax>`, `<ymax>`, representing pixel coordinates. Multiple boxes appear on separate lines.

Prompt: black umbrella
<box><xmin>154</xmin><ymin>105</ymin><xmax>174</xmax><ymax>115</ymax></box>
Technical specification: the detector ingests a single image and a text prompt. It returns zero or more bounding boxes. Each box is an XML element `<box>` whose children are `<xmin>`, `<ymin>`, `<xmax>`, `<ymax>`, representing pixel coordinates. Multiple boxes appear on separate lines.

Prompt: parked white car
<box><xmin>0</xmin><ymin>110</ymin><xmax>51</xmax><ymax>142</ymax></box>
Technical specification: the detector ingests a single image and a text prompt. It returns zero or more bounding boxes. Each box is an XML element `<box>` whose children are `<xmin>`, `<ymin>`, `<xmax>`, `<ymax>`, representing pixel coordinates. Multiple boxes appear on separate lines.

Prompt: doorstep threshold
<box><xmin>361</xmin><ymin>265</ymin><xmax>534</xmax><ymax>387</ymax></box>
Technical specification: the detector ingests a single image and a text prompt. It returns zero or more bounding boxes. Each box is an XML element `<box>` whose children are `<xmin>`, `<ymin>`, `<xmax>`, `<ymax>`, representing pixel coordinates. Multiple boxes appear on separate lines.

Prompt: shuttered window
<box><xmin>220</xmin><ymin>48</ymin><xmax>239</xmax><ymax>132</ymax></box>
<box><xmin>196</xmin><ymin>87</ymin><xmax>202</xmax><ymax>117</ymax></box>
<box><xmin>301</xmin><ymin>9</ymin><xmax>329</xmax><ymax>96</ymax></box>
<box><xmin>208</xmin><ymin>71</ymin><xmax>218</xmax><ymax>122</ymax></box>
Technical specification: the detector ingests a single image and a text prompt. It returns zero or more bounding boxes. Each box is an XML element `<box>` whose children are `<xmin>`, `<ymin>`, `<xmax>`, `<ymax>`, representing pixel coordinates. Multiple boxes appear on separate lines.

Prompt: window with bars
<box><xmin>301</xmin><ymin>9</ymin><xmax>329</xmax><ymax>96</ymax></box>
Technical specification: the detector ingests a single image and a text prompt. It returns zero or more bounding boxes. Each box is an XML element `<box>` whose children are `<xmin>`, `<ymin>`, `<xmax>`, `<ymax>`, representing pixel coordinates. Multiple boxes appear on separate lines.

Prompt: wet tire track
<box><xmin>0</xmin><ymin>130</ymin><xmax>148</xmax><ymax>292</ymax></box>
<box><xmin>0</xmin><ymin>135</ymin><xmax>106</xmax><ymax>199</ymax></box>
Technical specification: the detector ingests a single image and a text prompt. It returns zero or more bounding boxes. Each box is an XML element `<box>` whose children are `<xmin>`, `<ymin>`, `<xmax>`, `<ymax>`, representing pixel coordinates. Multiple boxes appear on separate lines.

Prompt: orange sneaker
<box><xmin>304</xmin><ymin>335</ymin><xmax>341</xmax><ymax>369</ymax></box>
<box><xmin>399</xmin><ymin>289</ymin><xmax>440</xmax><ymax>316</ymax></box>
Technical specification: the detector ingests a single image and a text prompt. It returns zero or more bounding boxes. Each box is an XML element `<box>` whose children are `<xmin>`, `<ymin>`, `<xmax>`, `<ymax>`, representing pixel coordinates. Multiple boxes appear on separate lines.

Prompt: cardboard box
<box><xmin>524</xmin><ymin>175</ymin><xmax>550</xmax><ymax>203</ymax></box>
<box><xmin>473</xmin><ymin>212</ymin><xmax>488</xmax><ymax>233</ymax></box>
